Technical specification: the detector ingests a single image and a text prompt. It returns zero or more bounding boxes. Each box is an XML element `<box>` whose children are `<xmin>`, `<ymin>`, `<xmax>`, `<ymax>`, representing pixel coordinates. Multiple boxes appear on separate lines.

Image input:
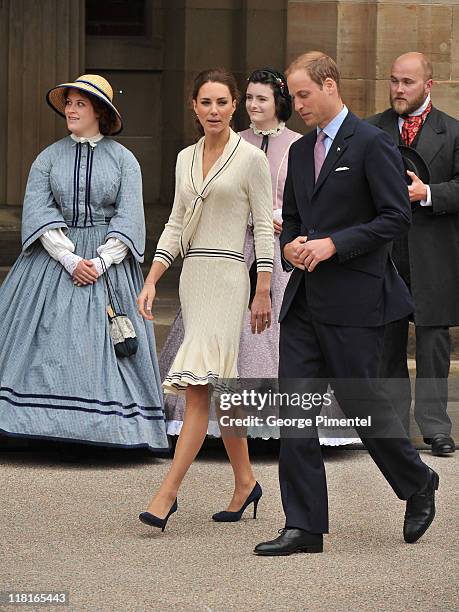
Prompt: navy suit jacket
<box><xmin>279</xmin><ymin>111</ymin><xmax>414</xmax><ymax>327</ymax></box>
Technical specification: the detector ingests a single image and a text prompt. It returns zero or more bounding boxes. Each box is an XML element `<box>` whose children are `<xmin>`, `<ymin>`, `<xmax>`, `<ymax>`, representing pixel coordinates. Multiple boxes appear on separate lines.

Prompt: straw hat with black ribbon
<box><xmin>46</xmin><ymin>74</ymin><xmax>123</xmax><ymax>135</ymax></box>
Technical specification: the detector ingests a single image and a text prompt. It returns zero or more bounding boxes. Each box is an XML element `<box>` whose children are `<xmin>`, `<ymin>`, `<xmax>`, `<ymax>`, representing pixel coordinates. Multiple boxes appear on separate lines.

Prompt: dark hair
<box><xmin>191</xmin><ymin>68</ymin><xmax>240</xmax><ymax>136</ymax></box>
<box><xmin>246</xmin><ymin>68</ymin><xmax>292</xmax><ymax>122</ymax></box>
<box><xmin>64</xmin><ymin>87</ymin><xmax>117</xmax><ymax>135</ymax></box>
<box><xmin>286</xmin><ymin>52</ymin><xmax>341</xmax><ymax>95</ymax></box>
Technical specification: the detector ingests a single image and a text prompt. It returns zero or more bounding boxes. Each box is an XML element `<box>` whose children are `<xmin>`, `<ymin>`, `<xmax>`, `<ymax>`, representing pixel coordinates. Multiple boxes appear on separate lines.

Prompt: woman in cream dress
<box><xmin>137</xmin><ymin>68</ymin><xmax>273</xmax><ymax>528</ymax></box>
<box><xmin>161</xmin><ymin>68</ymin><xmax>359</xmax><ymax>445</ymax></box>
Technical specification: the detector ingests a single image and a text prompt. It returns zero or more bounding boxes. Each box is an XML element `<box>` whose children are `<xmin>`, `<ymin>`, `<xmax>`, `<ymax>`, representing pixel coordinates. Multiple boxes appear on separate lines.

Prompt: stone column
<box><xmin>373</xmin><ymin>0</ymin><xmax>459</xmax><ymax>117</ymax></box>
<box><xmin>161</xmin><ymin>0</ymin><xmax>288</xmax><ymax>203</ymax></box>
<box><xmin>285</xmin><ymin>0</ymin><xmax>377</xmax><ymax>131</ymax></box>
<box><xmin>161</xmin><ymin>0</ymin><xmax>246</xmax><ymax>201</ymax></box>
<box><xmin>1</xmin><ymin>0</ymin><xmax>85</xmax><ymax>212</ymax></box>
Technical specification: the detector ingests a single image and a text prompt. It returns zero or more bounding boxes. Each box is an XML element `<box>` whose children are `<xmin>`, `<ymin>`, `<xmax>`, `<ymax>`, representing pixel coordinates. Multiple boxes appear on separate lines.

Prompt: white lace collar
<box><xmin>70</xmin><ymin>133</ymin><xmax>104</xmax><ymax>148</ymax></box>
<box><xmin>250</xmin><ymin>121</ymin><xmax>286</xmax><ymax>137</ymax></box>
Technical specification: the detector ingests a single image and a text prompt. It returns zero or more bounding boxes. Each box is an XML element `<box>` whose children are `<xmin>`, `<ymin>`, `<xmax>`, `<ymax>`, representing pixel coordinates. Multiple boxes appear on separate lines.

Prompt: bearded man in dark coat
<box><xmin>368</xmin><ymin>52</ymin><xmax>458</xmax><ymax>456</ymax></box>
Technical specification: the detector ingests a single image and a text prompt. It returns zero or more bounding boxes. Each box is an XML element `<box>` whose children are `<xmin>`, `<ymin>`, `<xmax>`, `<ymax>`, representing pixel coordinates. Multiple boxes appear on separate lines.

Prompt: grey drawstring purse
<box><xmin>101</xmin><ymin>258</ymin><xmax>138</xmax><ymax>358</ymax></box>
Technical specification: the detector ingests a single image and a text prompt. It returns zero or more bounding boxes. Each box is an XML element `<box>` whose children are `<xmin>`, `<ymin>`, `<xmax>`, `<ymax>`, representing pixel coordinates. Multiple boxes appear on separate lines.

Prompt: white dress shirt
<box><xmin>318</xmin><ymin>105</ymin><xmax>349</xmax><ymax>155</ymax></box>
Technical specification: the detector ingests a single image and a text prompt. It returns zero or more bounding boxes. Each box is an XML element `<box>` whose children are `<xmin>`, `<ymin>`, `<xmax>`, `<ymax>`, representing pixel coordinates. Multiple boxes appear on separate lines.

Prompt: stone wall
<box><xmin>0</xmin><ymin>0</ymin><xmax>85</xmax><ymax>211</ymax></box>
<box><xmin>0</xmin><ymin>0</ymin><xmax>84</xmax><ymax>251</ymax></box>
<box><xmin>160</xmin><ymin>0</ymin><xmax>288</xmax><ymax>199</ymax></box>
<box><xmin>286</xmin><ymin>0</ymin><xmax>459</xmax><ymax>136</ymax></box>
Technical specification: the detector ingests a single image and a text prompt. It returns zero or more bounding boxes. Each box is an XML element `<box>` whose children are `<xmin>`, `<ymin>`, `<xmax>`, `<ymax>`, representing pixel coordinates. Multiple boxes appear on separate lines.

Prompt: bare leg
<box><xmin>220</xmin><ymin>432</ymin><xmax>257</xmax><ymax>512</ymax></box>
<box><xmin>146</xmin><ymin>384</ymin><xmax>209</xmax><ymax>517</ymax></box>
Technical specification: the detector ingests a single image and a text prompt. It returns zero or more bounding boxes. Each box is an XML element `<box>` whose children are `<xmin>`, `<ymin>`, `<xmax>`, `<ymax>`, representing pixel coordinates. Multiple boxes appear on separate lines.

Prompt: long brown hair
<box><xmin>191</xmin><ymin>68</ymin><xmax>240</xmax><ymax>136</ymax></box>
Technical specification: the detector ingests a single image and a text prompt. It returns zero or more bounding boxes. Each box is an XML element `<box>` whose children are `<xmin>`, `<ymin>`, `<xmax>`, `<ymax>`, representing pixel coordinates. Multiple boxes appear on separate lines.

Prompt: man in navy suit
<box><xmin>254</xmin><ymin>52</ymin><xmax>438</xmax><ymax>556</ymax></box>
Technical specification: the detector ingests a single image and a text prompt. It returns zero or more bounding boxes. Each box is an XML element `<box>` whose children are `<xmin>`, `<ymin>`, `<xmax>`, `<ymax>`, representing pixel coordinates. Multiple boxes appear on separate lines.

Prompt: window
<box><xmin>86</xmin><ymin>0</ymin><xmax>146</xmax><ymax>36</ymax></box>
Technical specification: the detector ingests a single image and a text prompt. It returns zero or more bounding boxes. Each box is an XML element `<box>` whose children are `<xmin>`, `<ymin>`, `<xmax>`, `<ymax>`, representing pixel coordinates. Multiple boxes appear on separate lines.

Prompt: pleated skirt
<box><xmin>163</xmin><ymin>253</ymin><xmax>249</xmax><ymax>395</ymax></box>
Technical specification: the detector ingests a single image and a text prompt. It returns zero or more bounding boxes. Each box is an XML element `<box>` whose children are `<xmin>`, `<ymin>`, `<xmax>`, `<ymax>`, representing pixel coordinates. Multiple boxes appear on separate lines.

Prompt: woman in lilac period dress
<box><xmin>161</xmin><ymin>68</ymin><xmax>358</xmax><ymax>445</ymax></box>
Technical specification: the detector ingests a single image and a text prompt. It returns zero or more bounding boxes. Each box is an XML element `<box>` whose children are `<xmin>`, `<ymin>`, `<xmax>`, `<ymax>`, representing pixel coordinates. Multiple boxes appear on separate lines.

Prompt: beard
<box><xmin>390</xmin><ymin>90</ymin><xmax>428</xmax><ymax>116</ymax></box>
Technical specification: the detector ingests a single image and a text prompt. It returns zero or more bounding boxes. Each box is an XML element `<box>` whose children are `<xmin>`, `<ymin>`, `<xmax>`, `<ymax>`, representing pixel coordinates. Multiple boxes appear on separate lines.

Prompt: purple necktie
<box><xmin>314</xmin><ymin>130</ymin><xmax>327</xmax><ymax>183</ymax></box>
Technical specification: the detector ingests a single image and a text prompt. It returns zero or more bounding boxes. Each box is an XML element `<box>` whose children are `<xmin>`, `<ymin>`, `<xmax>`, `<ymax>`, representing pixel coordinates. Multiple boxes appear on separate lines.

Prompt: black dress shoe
<box><xmin>404</xmin><ymin>467</ymin><xmax>439</xmax><ymax>544</ymax></box>
<box><xmin>254</xmin><ymin>528</ymin><xmax>323</xmax><ymax>556</ymax></box>
<box><xmin>426</xmin><ymin>434</ymin><xmax>455</xmax><ymax>456</ymax></box>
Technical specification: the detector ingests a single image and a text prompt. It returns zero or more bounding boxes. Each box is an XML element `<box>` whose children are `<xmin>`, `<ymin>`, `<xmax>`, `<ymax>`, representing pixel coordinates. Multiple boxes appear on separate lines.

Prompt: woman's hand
<box><xmin>137</xmin><ymin>282</ymin><xmax>156</xmax><ymax>320</ymax></box>
<box><xmin>72</xmin><ymin>259</ymin><xmax>99</xmax><ymax>286</ymax></box>
<box><xmin>250</xmin><ymin>289</ymin><xmax>272</xmax><ymax>334</ymax></box>
<box><xmin>273</xmin><ymin>219</ymin><xmax>282</xmax><ymax>234</ymax></box>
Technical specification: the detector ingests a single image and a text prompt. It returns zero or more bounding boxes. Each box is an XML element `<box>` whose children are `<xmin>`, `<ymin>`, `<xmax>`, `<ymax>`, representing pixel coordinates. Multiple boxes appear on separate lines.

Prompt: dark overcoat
<box><xmin>367</xmin><ymin>107</ymin><xmax>459</xmax><ymax>326</ymax></box>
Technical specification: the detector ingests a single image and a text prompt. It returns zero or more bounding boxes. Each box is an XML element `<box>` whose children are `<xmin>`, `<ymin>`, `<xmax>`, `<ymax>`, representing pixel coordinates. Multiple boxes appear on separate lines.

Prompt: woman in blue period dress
<box><xmin>137</xmin><ymin>69</ymin><xmax>273</xmax><ymax>529</ymax></box>
<box><xmin>0</xmin><ymin>74</ymin><xmax>168</xmax><ymax>453</ymax></box>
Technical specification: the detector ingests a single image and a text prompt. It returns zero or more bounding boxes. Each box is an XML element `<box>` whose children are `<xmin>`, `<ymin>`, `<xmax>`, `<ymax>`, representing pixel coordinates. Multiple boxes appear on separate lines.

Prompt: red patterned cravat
<box><xmin>401</xmin><ymin>100</ymin><xmax>432</xmax><ymax>146</ymax></box>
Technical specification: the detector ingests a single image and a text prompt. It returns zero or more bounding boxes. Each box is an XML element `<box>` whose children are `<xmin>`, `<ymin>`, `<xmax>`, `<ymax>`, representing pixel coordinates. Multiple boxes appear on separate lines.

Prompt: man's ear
<box><xmin>323</xmin><ymin>78</ymin><xmax>336</xmax><ymax>95</ymax></box>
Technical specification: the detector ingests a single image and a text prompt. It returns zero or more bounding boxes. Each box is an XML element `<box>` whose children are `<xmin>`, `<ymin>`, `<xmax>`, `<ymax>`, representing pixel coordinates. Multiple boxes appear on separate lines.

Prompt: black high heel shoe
<box><xmin>139</xmin><ymin>499</ymin><xmax>178</xmax><ymax>532</ymax></box>
<box><xmin>212</xmin><ymin>482</ymin><xmax>262</xmax><ymax>522</ymax></box>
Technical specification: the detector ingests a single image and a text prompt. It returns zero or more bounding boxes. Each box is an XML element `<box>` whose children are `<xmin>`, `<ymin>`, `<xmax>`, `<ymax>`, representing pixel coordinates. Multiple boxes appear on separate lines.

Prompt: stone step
<box><xmin>0</xmin><ymin>232</ymin><xmax>22</xmax><ymax>266</ymax></box>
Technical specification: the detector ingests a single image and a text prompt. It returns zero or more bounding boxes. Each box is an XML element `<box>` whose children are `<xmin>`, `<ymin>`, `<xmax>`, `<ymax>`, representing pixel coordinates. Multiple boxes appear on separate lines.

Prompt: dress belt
<box><xmin>184</xmin><ymin>247</ymin><xmax>245</xmax><ymax>262</ymax></box>
<box><xmin>65</xmin><ymin>217</ymin><xmax>113</xmax><ymax>227</ymax></box>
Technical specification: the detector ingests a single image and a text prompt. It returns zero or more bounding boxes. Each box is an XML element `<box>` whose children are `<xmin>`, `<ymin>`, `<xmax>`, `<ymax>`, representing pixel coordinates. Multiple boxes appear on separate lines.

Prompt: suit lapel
<box><xmin>415</xmin><ymin>108</ymin><xmax>446</xmax><ymax>167</ymax></box>
<box><xmin>313</xmin><ymin>112</ymin><xmax>357</xmax><ymax>195</ymax></box>
<box><xmin>377</xmin><ymin>107</ymin><xmax>446</xmax><ymax>168</ymax></box>
<box><xmin>302</xmin><ymin>135</ymin><xmax>315</xmax><ymax>202</ymax></box>
<box><xmin>377</xmin><ymin>109</ymin><xmax>400</xmax><ymax>144</ymax></box>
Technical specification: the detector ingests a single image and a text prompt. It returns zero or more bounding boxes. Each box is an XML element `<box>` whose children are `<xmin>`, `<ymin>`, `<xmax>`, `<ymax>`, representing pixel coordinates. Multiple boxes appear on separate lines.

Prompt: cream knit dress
<box><xmin>154</xmin><ymin>129</ymin><xmax>274</xmax><ymax>394</ymax></box>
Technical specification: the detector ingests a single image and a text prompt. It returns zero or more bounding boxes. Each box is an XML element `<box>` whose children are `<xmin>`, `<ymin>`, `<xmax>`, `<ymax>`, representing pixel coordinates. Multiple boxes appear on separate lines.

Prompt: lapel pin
<box><xmin>337</xmin><ymin>147</ymin><xmax>341</xmax><ymax>152</ymax></box>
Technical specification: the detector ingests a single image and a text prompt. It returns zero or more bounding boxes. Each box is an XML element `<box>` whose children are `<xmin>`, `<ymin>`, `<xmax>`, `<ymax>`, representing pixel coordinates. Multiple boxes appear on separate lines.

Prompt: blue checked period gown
<box><xmin>0</xmin><ymin>136</ymin><xmax>168</xmax><ymax>451</ymax></box>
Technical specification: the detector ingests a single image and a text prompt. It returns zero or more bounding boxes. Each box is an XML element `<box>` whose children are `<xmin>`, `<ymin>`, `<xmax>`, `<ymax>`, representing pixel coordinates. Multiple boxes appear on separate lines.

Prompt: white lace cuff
<box><xmin>59</xmin><ymin>252</ymin><xmax>83</xmax><ymax>276</ymax></box>
<box><xmin>90</xmin><ymin>255</ymin><xmax>113</xmax><ymax>277</ymax></box>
